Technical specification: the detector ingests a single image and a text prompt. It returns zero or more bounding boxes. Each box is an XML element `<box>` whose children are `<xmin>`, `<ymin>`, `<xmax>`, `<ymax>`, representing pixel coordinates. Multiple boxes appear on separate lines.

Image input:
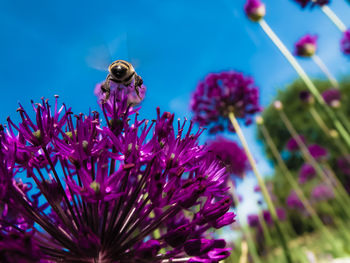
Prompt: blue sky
<box><xmin>1</xmin><ymin>0</ymin><xmax>350</xmax><ymax>220</ymax></box>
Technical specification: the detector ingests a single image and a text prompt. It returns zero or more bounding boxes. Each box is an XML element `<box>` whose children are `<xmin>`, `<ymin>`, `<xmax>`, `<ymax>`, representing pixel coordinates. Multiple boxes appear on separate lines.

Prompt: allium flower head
<box><xmin>299</xmin><ymin>90</ymin><xmax>314</xmax><ymax>105</ymax></box>
<box><xmin>286</xmin><ymin>191</ymin><xmax>304</xmax><ymax>210</ymax></box>
<box><xmin>0</xmin><ymin>83</ymin><xmax>234</xmax><ymax>261</ymax></box>
<box><xmin>191</xmin><ymin>71</ymin><xmax>260</xmax><ymax>134</ymax></box>
<box><xmin>311</xmin><ymin>184</ymin><xmax>334</xmax><ymax>201</ymax></box>
<box><xmin>322</xmin><ymin>88</ymin><xmax>341</xmax><ymax>108</ymax></box>
<box><xmin>262</xmin><ymin>208</ymin><xmax>286</xmax><ymax>225</ymax></box>
<box><xmin>286</xmin><ymin>135</ymin><xmax>306</xmax><ymax>152</ymax></box>
<box><xmin>337</xmin><ymin>155</ymin><xmax>350</xmax><ymax>175</ymax></box>
<box><xmin>206</xmin><ymin>136</ymin><xmax>250</xmax><ymax>177</ymax></box>
<box><xmin>341</xmin><ymin>29</ymin><xmax>350</xmax><ymax>55</ymax></box>
<box><xmin>244</xmin><ymin>0</ymin><xmax>266</xmax><ymax>22</ymax></box>
<box><xmin>298</xmin><ymin>163</ymin><xmax>316</xmax><ymax>184</ymax></box>
<box><xmin>291</xmin><ymin>0</ymin><xmax>330</xmax><ymax>9</ymax></box>
<box><xmin>294</xmin><ymin>35</ymin><xmax>317</xmax><ymax>57</ymax></box>
<box><xmin>307</xmin><ymin>144</ymin><xmax>328</xmax><ymax>160</ymax></box>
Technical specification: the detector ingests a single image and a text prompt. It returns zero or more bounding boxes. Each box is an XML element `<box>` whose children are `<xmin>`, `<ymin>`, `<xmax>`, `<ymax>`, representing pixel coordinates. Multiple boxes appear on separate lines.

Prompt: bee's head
<box><xmin>109</xmin><ymin>61</ymin><xmax>129</xmax><ymax>80</ymax></box>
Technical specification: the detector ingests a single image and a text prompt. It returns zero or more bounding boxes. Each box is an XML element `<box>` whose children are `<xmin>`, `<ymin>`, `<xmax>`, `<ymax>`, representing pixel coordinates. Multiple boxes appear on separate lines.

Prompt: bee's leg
<box><xmin>101</xmin><ymin>75</ymin><xmax>111</xmax><ymax>103</ymax></box>
<box><xmin>134</xmin><ymin>75</ymin><xmax>143</xmax><ymax>100</ymax></box>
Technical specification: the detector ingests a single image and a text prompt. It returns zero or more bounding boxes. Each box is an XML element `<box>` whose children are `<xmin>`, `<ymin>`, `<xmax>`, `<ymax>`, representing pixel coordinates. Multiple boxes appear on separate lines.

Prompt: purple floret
<box><xmin>191</xmin><ymin>71</ymin><xmax>260</xmax><ymax>134</ymax></box>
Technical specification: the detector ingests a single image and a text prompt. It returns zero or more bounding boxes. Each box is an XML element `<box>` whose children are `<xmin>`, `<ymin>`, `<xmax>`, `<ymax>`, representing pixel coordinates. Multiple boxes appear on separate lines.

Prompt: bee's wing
<box><xmin>86</xmin><ymin>33</ymin><xmax>129</xmax><ymax>72</ymax></box>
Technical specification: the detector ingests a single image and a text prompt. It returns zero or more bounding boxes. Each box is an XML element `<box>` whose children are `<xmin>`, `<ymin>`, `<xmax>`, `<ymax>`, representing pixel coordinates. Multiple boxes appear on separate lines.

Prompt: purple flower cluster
<box><xmin>311</xmin><ymin>184</ymin><xmax>334</xmax><ymax>201</ymax></box>
<box><xmin>299</xmin><ymin>90</ymin><xmax>314</xmax><ymax>104</ymax></box>
<box><xmin>337</xmin><ymin>155</ymin><xmax>350</xmax><ymax>176</ymax></box>
<box><xmin>0</xmin><ymin>86</ymin><xmax>234</xmax><ymax>262</ymax></box>
<box><xmin>307</xmin><ymin>144</ymin><xmax>328</xmax><ymax>160</ymax></box>
<box><xmin>298</xmin><ymin>163</ymin><xmax>316</xmax><ymax>184</ymax></box>
<box><xmin>191</xmin><ymin>71</ymin><xmax>260</xmax><ymax>134</ymax></box>
<box><xmin>247</xmin><ymin>208</ymin><xmax>285</xmax><ymax>228</ymax></box>
<box><xmin>291</xmin><ymin>0</ymin><xmax>330</xmax><ymax>8</ymax></box>
<box><xmin>321</xmin><ymin>88</ymin><xmax>341</xmax><ymax>108</ymax></box>
<box><xmin>286</xmin><ymin>191</ymin><xmax>304</xmax><ymax>210</ymax></box>
<box><xmin>294</xmin><ymin>34</ymin><xmax>317</xmax><ymax>57</ymax></box>
<box><xmin>341</xmin><ymin>29</ymin><xmax>350</xmax><ymax>56</ymax></box>
<box><xmin>285</xmin><ymin>135</ymin><xmax>306</xmax><ymax>152</ymax></box>
<box><xmin>206</xmin><ymin>137</ymin><xmax>250</xmax><ymax>178</ymax></box>
<box><xmin>244</xmin><ymin>0</ymin><xmax>266</xmax><ymax>22</ymax></box>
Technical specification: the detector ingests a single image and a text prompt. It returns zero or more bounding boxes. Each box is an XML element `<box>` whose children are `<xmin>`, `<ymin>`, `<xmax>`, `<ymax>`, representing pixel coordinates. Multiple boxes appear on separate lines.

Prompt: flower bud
<box><xmin>244</xmin><ymin>0</ymin><xmax>266</xmax><ymax>22</ymax></box>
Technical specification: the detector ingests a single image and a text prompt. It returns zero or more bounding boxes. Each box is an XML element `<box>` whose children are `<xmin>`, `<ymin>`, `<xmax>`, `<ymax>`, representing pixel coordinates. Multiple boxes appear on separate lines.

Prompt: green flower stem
<box><xmin>258</xmin><ymin>121</ymin><xmax>338</xmax><ymax>250</ymax></box>
<box><xmin>277</xmin><ymin>109</ymin><xmax>350</xmax><ymax>219</ymax></box>
<box><xmin>308</xmin><ymin>106</ymin><xmax>331</xmax><ymax>135</ymax></box>
<box><xmin>311</xmin><ymin>55</ymin><xmax>339</xmax><ymax>88</ymax></box>
<box><xmin>258</xmin><ymin>19</ymin><xmax>350</xmax><ymax>149</ymax></box>
<box><xmin>308</xmin><ymin>106</ymin><xmax>350</xmax><ymax>165</ymax></box>
<box><xmin>257</xmin><ymin>209</ymin><xmax>274</xmax><ymax>247</ymax></box>
<box><xmin>228</xmin><ymin>112</ymin><xmax>293</xmax><ymax>263</ymax></box>
<box><xmin>336</xmin><ymin>109</ymin><xmax>350</xmax><ymax>134</ymax></box>
<box><xmin>229</xmin><ymin>181</ymin><xmax>261</xmax><ymax>263</ymax></box>
<box><xmin>320</xmin><ymin>5</ymin><xmax>347</xmax><ymax>32</ymax></box>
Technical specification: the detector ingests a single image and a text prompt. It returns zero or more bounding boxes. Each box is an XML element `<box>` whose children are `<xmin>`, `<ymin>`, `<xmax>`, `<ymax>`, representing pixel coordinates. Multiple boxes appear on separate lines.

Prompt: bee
<box><xmin>100</xmin><ymin>60</ymin><xmax>143</xmax><ymax>102</ymax></box>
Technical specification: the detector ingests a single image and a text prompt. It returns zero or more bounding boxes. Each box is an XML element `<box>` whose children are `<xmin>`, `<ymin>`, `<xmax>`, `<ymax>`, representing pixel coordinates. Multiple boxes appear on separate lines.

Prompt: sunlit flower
<box><xmin>191</xmin><ymin>71</ymin><xmax>260</xmax><ymax>134</ymax></box>
<box><xmin>294</xmin><ymin>34</ymin><xmax>317</xmax><ymax>57</ymax></box>
<box><xmin>206</xmin><ymin>136</ymin><xmax>250</xmax><ymax>177</ymax></box>
<box><xmin>244</xmin><ymin>0</ymin><xmax>266</xmax><ymax>22</ymax></box>
<box><xmin>0</xmin><ymin>85</ymin><xmax>234</xmax><ymax>262</ymax></box>
<box><xmin>341</xmin><ymin>29</ymin><xmax>350</xmax><ymax>55</ymax></box>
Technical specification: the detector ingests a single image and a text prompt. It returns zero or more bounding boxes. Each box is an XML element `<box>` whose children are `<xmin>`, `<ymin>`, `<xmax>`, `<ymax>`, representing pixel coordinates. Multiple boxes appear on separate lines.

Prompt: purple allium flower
<box><xmin>321</xmin><ymin>88</ymin><xmax>341</xmax><ymax>108</ymax></box>
<box><xmin>262</xmin><ymin>208</ymin><xmax>286</xmax><ymax>225</ymax></box>
<box><xmin>298</xmin><ymin>163</ymin><xmax>316</xmax><ymax>184</ymax></box>
<box><xmin>247</xmin><ymin>214</ymin><xmax>260</xmax><ymax>227</ymax></box>
<box><xmin>337</xmin><ymin>155</ymin><xmax>350</xmax><ymax>175</ymax></box>
<box><xmin>291</xmin><ymin>0</ymin><xmax>330</xmax><ymax>9</ymax></box>
<box><xmin>286</xmin><ymin>191</ymin><xmax>304</xmax><ymax>210</ymax></box>
<box><xmin>285</xmin><ymin>135</ymin><xmax>306</xmax><ymax>152</ymax></box>
<box><xmin>191</xmin><ymin>71</ymin><xmax>260</xmax><ymax>134</ymax></box>
<box><xmin>0</xmin><ymin>86</ymin><xmax>234</xmax><ymax>261</ymax></box>
<box><xmin>311</xmin><ymin>184</ymin><xmax>334</xmax><ymax>201</ymax></box>
<box><xmin>294</xmin><ymin>35</ymin><xmax>317</xmax><ymax>57</ymax></box>
<box><xmin>206</xmin><ymin>136</ymin><xmax>250</xmax><ymax>177</ymax></box>
<box><xmin>307</xmin><ymin>144</ymin><xmax>328</xmax><ymax>160</ymax></box>
<box><xmin>299</xmin><ymin>90</ymin><xmax>314</xmax><ymax>105</ymax></box>
<box><xmin>244</xmin><ymin>0</ymin><xmax>266</xmax><ymax>22</ymax></box>
<box><xmin>341</xmin><ymin>29</ymin><xmax>350</xmax><ymax>55</ymax></box>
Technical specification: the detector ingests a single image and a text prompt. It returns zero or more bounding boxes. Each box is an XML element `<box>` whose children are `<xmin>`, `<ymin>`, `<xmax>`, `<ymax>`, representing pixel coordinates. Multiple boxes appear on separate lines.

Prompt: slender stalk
<box><xmin>239</xmin><ymin>240</ymin><xmax>249</xmax><ymax>263</ymax></box>
<box><xmin>228</xmin><ymin>112</ymin><xmax>293</xmax><ymax>263</ymax></box>
<box><xmin>320</xmin><ymin>5</ymin><xmax>347</xmax><ymax>32</ymax></box>
<box><xmin>308</xmin><ymin>106</ymin><xmax>350</xmax><ymax>165</ymax></box>
<box><xmin>229</xmin><ymin>181</ymin><xmax>261</xmax><ymax>263</ymax></box>
<box><xmin>257</xmin><ymin>209</ymin><xmax>274</xmax><ymax>247</ymax></box>
<box><xmin>258</xmin><ymin>120</ymin><xmax>337</xmax><ymax>250</ymax></box>
<box><xmin>258</xmin><ymin>19</ymin><xmax>350</xmax><ymax>149</ymax></box>
<box><xmin>311</xmin><ymin>55</ymin><xmax>339</xmax><ymax>88</ymax></box>
<box><xmin>277</xmin><ymin>109</ymin><xmax>350</xmax><ymax>219</ymax></box>
<box><xmin>336</xmin><ymin>109</ymin><xmax>350</xmax><ymax>133</ymax></box>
